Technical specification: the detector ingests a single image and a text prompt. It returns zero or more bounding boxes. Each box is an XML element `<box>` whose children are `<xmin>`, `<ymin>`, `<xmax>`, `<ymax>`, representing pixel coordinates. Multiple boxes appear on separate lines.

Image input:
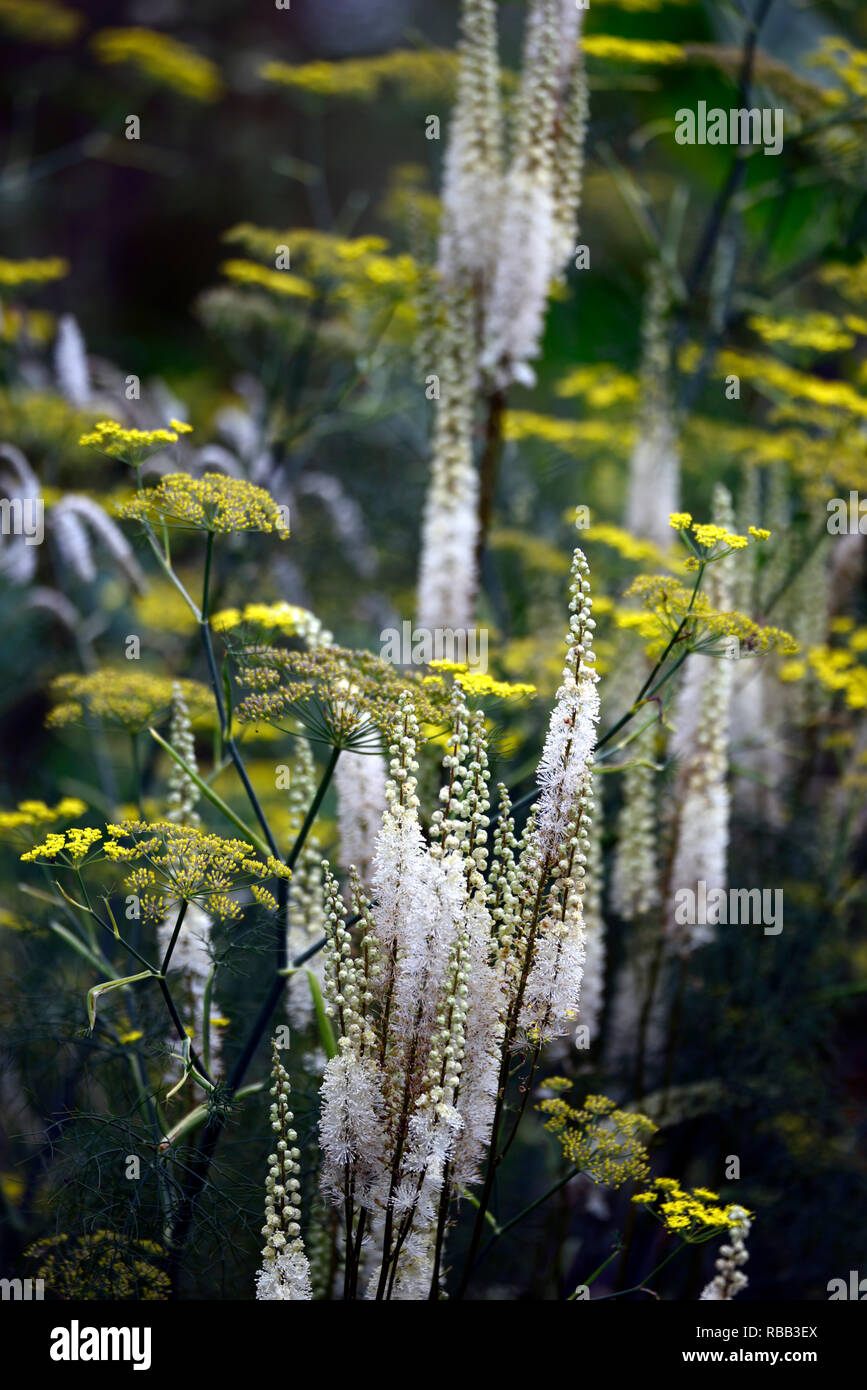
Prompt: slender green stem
<box><xmin>594</xmin><ymin>1240</ymin><xmax>688</xmax><ymax>1300</ymax></box>
<box><xmin>568</xmin><ymin>1245</ymin><xmax>622</xmax><ymax>1299</ymax></box>
<box><xmin>287</xmin><ymin>745</ymin><xmax>340</xmax><ymax>870</ymax></box>
<box><xmin>160</xmin><ymin>899</ymin><xmax>189</xmax><ymax>975</ymax></box>
<box><xmin>477</xmin><ymin>1165</ymin><xmax>581</xmax><ymax>1270</ymax></box>
<box><xmin>148</xmin><ymin>728</ymin><xmax>271</xmax><ymax>857</ymax></box>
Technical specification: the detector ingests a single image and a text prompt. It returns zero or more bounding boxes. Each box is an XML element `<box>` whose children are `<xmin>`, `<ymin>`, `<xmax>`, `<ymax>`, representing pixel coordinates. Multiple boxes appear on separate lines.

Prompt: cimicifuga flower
<box><xmin>534</xmin><ymin>547</ymin><xmax>599</xmax><ymax>859</ymax></box>
<box><xmin>699</xmin><ymin>1206</ymin><xmax>751</xmax><ymax>1301</ymax></box>
<box><xmin>334</xmin><ymin>748</ymin><xmax>387</xmax><ymax>892</ymax></box>
<box><xmin>315</xmin><ymin>542</ymin><xmax>602</xmax><ymax>1294</ymax></box>
<box><xmin>255</xmin><ymin>1041</ymin><xmax>312</xmax><ymax>1301</ymax></box>
<box><xmin>666</xmin><ymin>485</ymin><xmax>736</xmax><ymax>953</ymax></box>
<box><xmin>610</xmin><ymin>721</ymin><xmax>659</xmax><ymax>920</ymax></box>
<box><xmin>51</xmin><ymin>495</ymin><xmax>145</xmax><ymax>590</ymax></box>
<box><xmin>416</xmin><ymin>284</ymin><xmax>479</xmax><ymax>631</ymax></box>
<box><xmin>54</xmin><ymin>313</ymin><xmax>91</xmax><ymax>407</ymax></box>
<box><xmin>624</xmin><ymin>263</ymin><xmax>681</xmax><ymax>550</ymax></box>
<box><xmin>438</xmin><ymin>0</ymin><xmax>503</xmax><ymax>288</ymax></box>
<box><xmin>285</xmin><ymin>742</ymin><xmax>327</xmax><ymax>1035</ymax></box>
<box><xmin>481</xmin><ymin>0</ymin><xmax>587</xmax><ymax>388</ymax></box>
<box><xmin>165</xmin><ymin>682</ymin><xmax>200</xmax><ymax>827</ymax></box>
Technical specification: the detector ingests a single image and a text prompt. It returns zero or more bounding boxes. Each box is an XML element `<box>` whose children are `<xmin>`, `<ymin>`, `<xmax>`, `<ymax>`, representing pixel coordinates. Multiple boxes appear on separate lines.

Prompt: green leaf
<box><xmin>87</xmin><ymin>970</ymin><xmax>154</xmax><ymax>1032</ymax></box>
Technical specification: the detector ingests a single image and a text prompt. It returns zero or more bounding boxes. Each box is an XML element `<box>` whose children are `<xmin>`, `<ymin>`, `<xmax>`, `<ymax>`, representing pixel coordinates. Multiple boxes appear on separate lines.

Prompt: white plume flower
<box><xmin>335</xmin><ymin>749</ymin><xmax>387</xmax><ymax>892</ymax></box>
<box><xmin>625</xmin><ymin>264</ymin><xmax>681</xmax><ymax>550</ymax></box>
<box><xmin>438</xmin><ymin>0</ymin><xmax>502</xmax><ymax>287</ymax></box>
<box><xmin>416</xmin><ymin>285</ymin><xmax>479</xmax><ymax>631</ymax></box>
<box><xmin>256</xmin><ymin>1042</ymin><xmax>312</xmax><ymax>1300</ymax></box>
<box><xmin>54</xmin><ymin>314</ymin><xmax>91</xmax><ymax>407</ymax></box>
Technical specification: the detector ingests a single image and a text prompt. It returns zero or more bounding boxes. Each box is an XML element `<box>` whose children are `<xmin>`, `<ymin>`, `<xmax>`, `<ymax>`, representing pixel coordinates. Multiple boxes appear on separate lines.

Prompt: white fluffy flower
<box><xmin>255</xmin><ymin>1246</ymin><xmax>313</xmax><ymax>1301</ymax></box>
<box><xmin>535</xmin><ymin>674</ymin><xmax>599</xmax><ymax>858</ymax></box>
<box><xmin>54</xmin><ymin>314</ymin><xmax>91</xmax><ymax>407</ymax></box>
<box><xmin>335</xmin><ymin>750</ymin><xmax>387</xmax><ymax>891</ymax></box>
<box><xmin>319</xmin><ymin>1047</ymin><xmax>387</xmax><ymax>1204</ymax></box>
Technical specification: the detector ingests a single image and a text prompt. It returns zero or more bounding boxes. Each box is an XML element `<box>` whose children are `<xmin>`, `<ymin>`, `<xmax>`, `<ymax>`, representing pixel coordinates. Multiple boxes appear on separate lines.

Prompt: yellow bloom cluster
<box><xmin>632</xmin><ymin>1177</ymin><xmax>751</xmax><ymax>1242</ymax></box>
<box><xmin>21</xmin><ymin>826</ymin><xmax>102</xmax><ymax>864</ymax></box>
<box><xmin>583</xmin><ymin>35</ymin><xmax>686</xmax><ymax>64</ymax></box>
<box><xmin>692</xmin><ymin>523</ymin><xmax>748</xmax><ymax>550</ymax></box>
<box><xmin>491</xmin><ymin>527</ymin><xmax>572</xmax><ymax>576</ymax></box>
<box><xmin>223</xmin><ymin>225</ymin><xmax>419</xmax><ymax>298</ymax></box>
<box><xmin>586</xmin><ymin>522</ymin><xmax>674</xmax><ymax>567</ymax></box>
<box><xmin>0</xmin><ymin>306</ymin><xmax>54</xmax><ymax>344</ymax></box>
<box><xmin>211</xmin><ymin>601</ymin><xmax>332</xmax><ymax>648</ymax></box>
<box><xmin>25</xmin><ymin>1231</ymin><xmax>170</xmax><ymax>1300</ymax></box>
<box><xmin>220</xmin><ymin>260</ymin><xmax>315</xmax><ymax>300</ymax></box>
<box><xmin>47</xmin><ymin>670</ymin><xmax>212</xmax><ymax>733</ymax></box>
<box><xmin>117</xmin><ymin>473</ymin><xmax>290</xmax><ymax>538</ymax></box>
<box><xmin>91</xmin><ymin>28</ymin><xmax>222</xmax><ymax>102</ymax></box>
<box><xmin>261</xmin><ymin>49</ymin><xmax>459</xmax><ymax>101</ymax></box>
<box><xmin>504</xmin><ymin>411</ymin><xmax>632</xmax><ymax>452</ymax></box>
<box><xmin>554</xmin><ymin>363</ymin><xmax>639</xmax><ymax>407</ymax></box>
<box><xmin>0</xmin><ymin>257</ymin><xmax>69</xmax><ymax>287</ymax></box>
<box><xmin>23</xmin><ymin>820</ymin><xmax>289</xmax><ymax>922</ymax></box>
<box><xmin>790</xmin><ymin>641</ymin><xmax>867</xmax><ymax>709</ymax></box>
<box><xmin>748</xmin><ymin>312</ymin><xmax>866</xmax><ymax>353</ymax></box>
<box><xmin>810</xmin><ymin>36</ymin><xmax>867</xmax><ymax>101</ymax></box>
<box><xmin>670</xmin><ymin>513</ymin><xmax>769</xmax><ymax>553</ymax></box>
<box><xmin>821</xmin><ymin>259</ymin><xmax>867</xmax><ymax>303</ymax></box>
<box><xmin>624</xmin><ymin>575</ymin><xmax>799</xmax><ymax>657</ymax></box>
<box><xmin>539</xmin><ymin>1093</ymin><xmax>657</xmax><ymax>1187</ymax></box>
<box><xmin>236</xmin><ymin>644</ymin><xmax>455</xmax><ymax>746</ymax></box>
<box><xmin>0</xmin><ymin>0</ymin><xmax>81</xmax><ymax>45</ymax></box>
<box><xmin>79</xmin><ymin>418</ymin><xmax>192</xmax><ymax>464</ymax></box>
<box><xmin>0</xmin><ymin>797</ymin><xmax>87</xmax><ymax>832</ymax></box>
<box><xmin>714</xmin><ymin>349</ymin><xmax>867</xmax><ymax>420</ymax></box>
<box><xmin>427</xmin><ymin>662</ymin><xmax>536</xmax><ymax>701</ymax></box>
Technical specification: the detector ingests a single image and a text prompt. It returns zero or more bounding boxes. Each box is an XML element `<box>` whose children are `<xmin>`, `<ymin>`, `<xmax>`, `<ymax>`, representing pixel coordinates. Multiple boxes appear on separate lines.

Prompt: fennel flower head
<box><xmin>117</xmin><ymin>472</ymin><xmax>290</xmax><ymax>537</ymax></box>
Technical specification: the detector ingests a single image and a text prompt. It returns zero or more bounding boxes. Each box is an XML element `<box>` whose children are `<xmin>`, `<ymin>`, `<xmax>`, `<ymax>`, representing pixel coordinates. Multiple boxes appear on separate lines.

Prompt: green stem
<box><xmin>287</xmin><ymin>745</ymin><xmax>340</xmax><ymax>871</ymax></box>
<box><xmin>148</xmin><ymin>727</ymin><xmax>271</xmax><ymax>858</ymax></box>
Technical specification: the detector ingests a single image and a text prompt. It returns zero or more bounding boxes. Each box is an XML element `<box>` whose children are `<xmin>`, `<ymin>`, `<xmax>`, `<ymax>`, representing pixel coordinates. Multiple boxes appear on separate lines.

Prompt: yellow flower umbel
<box><xmin>211</xmin><ymin>601</ymin><xmax>333</xmax><ymax>649</ymax></box>
<box><xmin>631</xmin><ymin>1177</ymin><xmax>752</xmax><ymax>1245</ymax></box>
<box><xmin>260</xmin><ymin>49</ymin><xmax>458</xmax><ymax>101</ymax></box>
<box><xmin>539</xmin><ymin>1091</ymin><xmax>657</xmax><ymax>1187</ymax></box>
<box><xmin>46</xmin><ymin>670</ymin><xmax>213</xmax><ymax>734</ymax></box>
<box><xmin>25</xmin><ymin>1231</ymin><xmax>170</xmax><ymax>1300</ymax></box>
<box><xmin>220</xmin><ymin>260</ymin><xmax>314</xmax><ymax>301</ymax></box>
<box><xmin>624</xmin><ymin>575</ymin><xmax>798</xmax><ymax>660</ymax></box>
<box><xmin>0</xmin><ymin>797</ymin><xmax>87</xmax><ymax>843</ymax></box>
<box><xmin>23</xmin><ymin>820</ymin><xmax>289</xmax><ymax>923</ymax></box>
<box><xmin>20</xmin><ymin>825</ymin><xmax>102</xmax><ymax>865</ymax></box>
<box><xmin>79</xmin><ymin>418</ymin><xmax>193</xmax><ymax>467</ymax></box>
<box><xmin>235</xmin><ymin>644</ymin><xmax>455</xmax><ymax>751</ymax></box>
<box><xmin>427</xmin><ymin>661</ymin><xmax>536</xmax><ymax>702</ymax></box>
<box><xmin>117</xmin><ymin>473</ymin><xmax>290</xmax><ymax>538</ymax></box>
<box><xmin>91</xmin><ymin>28</ymin><xmax>222</xmax><ymax>102</ymax></box>
<box><xmin>0</xmin><ymin>256</ymin><xmax>69</xmax><ymax>287</ymax></box>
